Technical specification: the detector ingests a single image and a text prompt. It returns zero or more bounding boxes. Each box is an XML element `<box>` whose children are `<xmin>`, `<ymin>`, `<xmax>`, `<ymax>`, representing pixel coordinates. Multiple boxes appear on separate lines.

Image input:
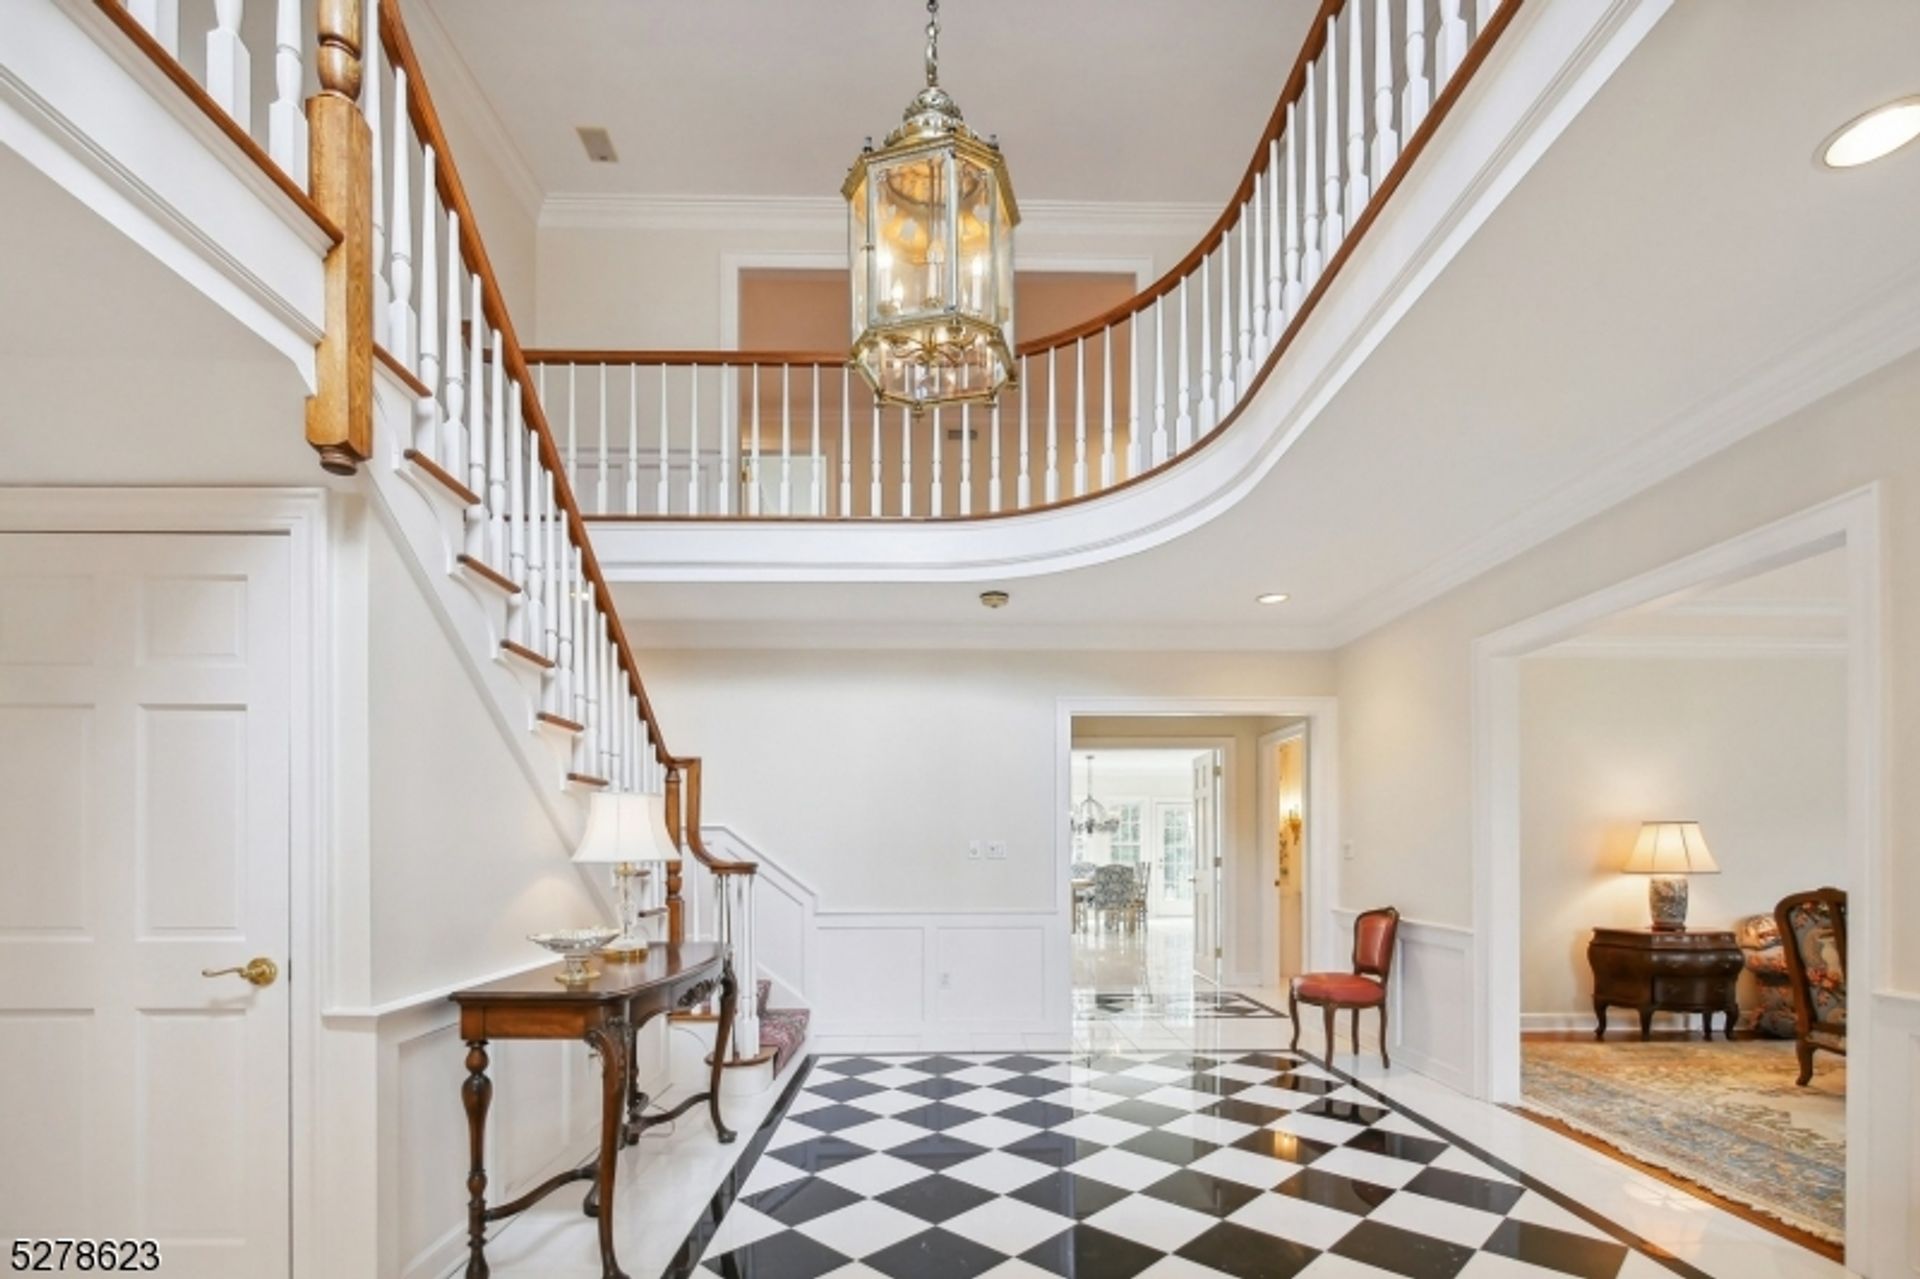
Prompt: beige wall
<box><xmin>1518</xmin><ymin>655</ymin><xmax>1849</xmax><ymax>1018</ymax></box>
<box><xmin>1337</xmin><ymin>348</ymin><xmax>1920</xmax><ymax>988</ymax></box>
<box><xmin>637</xmin><ymin>649</ymin><xmax>1333</xmax><ymax>978</ymax></box>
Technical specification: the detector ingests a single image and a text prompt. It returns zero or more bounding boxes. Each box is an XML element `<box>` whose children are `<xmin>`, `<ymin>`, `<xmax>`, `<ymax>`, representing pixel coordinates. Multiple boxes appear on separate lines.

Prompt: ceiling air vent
<box><xmin>576</xmin><ymin>126</ymin><xmax>618</xmax><ymax>164</ymax></box>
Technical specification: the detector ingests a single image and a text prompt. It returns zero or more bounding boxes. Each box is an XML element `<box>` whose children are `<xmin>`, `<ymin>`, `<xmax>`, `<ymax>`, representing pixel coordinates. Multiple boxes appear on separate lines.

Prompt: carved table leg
<box><xmin>624</xmin><ymin>1018</ymin><xmax>646</xmax><ymax>1146</ymax></box>
<box><xmin>585</xmin><ymin>1020</ymin><xmax>631</xmax><ymax>1279</ymax></box>
<box><xmin>1637</xmin><ymin>1005</ymin><xmax>1654</xmax><ymax>1041</ymax></box>
<box><xmin>463</xmin><ymin>1041</ymin><xmax>493</xmax><ymax>1279</ymax></box>
<box><xmin>709</xmin><ymin>959</ymin><xmax>738</xmax><ymax>1144</ymax></box>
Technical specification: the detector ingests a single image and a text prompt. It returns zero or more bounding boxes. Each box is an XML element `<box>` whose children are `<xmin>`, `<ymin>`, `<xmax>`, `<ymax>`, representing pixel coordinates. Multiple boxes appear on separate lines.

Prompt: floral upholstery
<box><xmin>1774</xmin><ymin>888</ymin><xmax>1847</xmax><ymax>1086</ymax></box>
<box><xmin>1093</xmin><ymin>864</ymin><xmax>1138</xmax><ymax>914</ymax></box>
<box><xmin>1784</xmin><ymin>899</ymin><xmax>1846</xmax><ymax>1026</ymax></box>
<box><xmin>1734</xmin><ymin>913</ymin><xmax>1796</xmax><ymax>1038</ymax></box>
<box><xmin>754</xmin><ymin>978</ymin><xmax>810</xmax><ymax>1073</ymax></box>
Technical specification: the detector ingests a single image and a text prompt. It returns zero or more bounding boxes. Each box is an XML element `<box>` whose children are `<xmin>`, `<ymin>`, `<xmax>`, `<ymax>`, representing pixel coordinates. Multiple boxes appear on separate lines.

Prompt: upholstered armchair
<box><xmin>1733</xmin><ymin>913</ymin><xmax>1797</xmax><ymax>1038</ymax></box>
<box><xmin>1290</xmin><ymin>907</ymin><xmax>1399</xmax><ymax>1069</ymax></box>
<box><xmin>1092</xmin><ymin>864</ymin><xmax>1139</xmax><ymax>931</ymax></box>
<box><xmin>1070</xmin><ymin>861</ymin><xmax>1098</xmax><ymax>932</ymax></box>
<box><xmin>1774</xmin><ymin>887</ymin><xmax>1847</xmax><ymax>1086</ymax></box>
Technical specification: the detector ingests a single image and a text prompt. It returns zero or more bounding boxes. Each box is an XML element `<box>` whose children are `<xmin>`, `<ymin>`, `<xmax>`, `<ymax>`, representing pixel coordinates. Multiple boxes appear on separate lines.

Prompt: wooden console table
<box><xmin>1588</xmin><ymin>927</ymin><xmax>1742</xmax><ymax>1041</ymax></box>
<box><xmin>451</xmin><ymin>941</ymin><xmax>737</xmax><ymax>1279</ymax></box>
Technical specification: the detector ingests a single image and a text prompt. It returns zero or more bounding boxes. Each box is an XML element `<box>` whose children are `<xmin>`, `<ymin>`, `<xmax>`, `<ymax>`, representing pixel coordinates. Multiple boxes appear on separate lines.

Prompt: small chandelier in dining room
<box><xmin>1071</xmin><ymin>755</ymin><xmax>1121</xmax><ymax>838</ymax></box>
<box><xmin>844</xmin><ymin>0</ymin><xmax>1019</xmax><ymax>411</ymax></box>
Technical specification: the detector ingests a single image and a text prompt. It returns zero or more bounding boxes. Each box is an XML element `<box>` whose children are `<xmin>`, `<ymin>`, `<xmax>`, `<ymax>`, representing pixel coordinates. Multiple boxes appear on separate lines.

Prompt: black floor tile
<box><xmin>890</xmin><ymin>1133</ymin><xmax>992</xmax><ymax>1171</ymax></box>
<box><xmin>1268</xmin><ymin>1073</ymin><xmax>1340</xmax><ymax>1097</ymax></box>
<box><xmin>901</xmin><ymin>1076</ymin><xmax>977</xmax><ymax>1102</ymax></box>
<box><xmin>1008</xmin><ymin>1170</ymin><xmax>1134</xmax><ymax>1221</ymax></box>
<box><xmin>896</xmin><ymin>1101</ymin><xmax>989</xmax><ymax>1131</ymax></box>
<box><xmin>1232</xmin><ymin>1052</ymin><xmax>1302</xmax><ymax>1072</ymax></box>
<box><xmin>1232</xmin><ymin>1128</ymin><xmax>1334</xmax><ymax>1166</ymax></box>
<box><xmin>1300</xmin><ymin>1098</ymin><xmax>1389</xmax><ymax>1126</ymax></box>
<box><xmin>1175</xmin><ymin>1220</ymin><xmax>1319</xmax><ymax>1279</ymax></box>
<box><xmin>1153</xmin><ymin>1054</ymin><xmax>1229</xmax><ymax>1071</ymax></box>
<box><xmin>1141</xmin><ymin>1168</ymin><xmax>1263</xmax><ymax>1218</ymax></box>
<box><xmin>986</xmin><ymin>1054</ymin><xmax>1062</xmax><ymax>1074</ymax></box>
<box><xmin>1343</xmin><ymin>1128</ymin><xmax>1448</xmax><ymax>1165</ymax></box>
<box><xmin>819</xmin><ymin>1057</ymin><xmax>890</xmax><ymax>1077</ymax></box>
<box><xmin>865</xmin><ymin>1227</ymin><xmax>1010</xmax><ymax>1279</ymax></box>
<box><xmin>999</xmin><ymin>1099</ymin><xmax>1079</xmax><ymax>1129</ymax></box>
<box><xmin>1020</xmin><ymin>1222</ymin><xmax>1164</xmax><ymax>1279</ymax></box>
<box><xmin>1273</xmin><ymin>1166</ymin><xmax>1394</xmax><ymax>1216</ymax></box>
<box><xmin>874</xmin><ymin>1173</ymin><xmax>999</xmax><ymax>1225</ymax></box>
<box><xmin>1177</xmin><ymin>1073</ymin><xmax>1252</xmax><ymax>1097</ymax></box>
<box><xmin>767</xmin><ymin>1135</ymin><xmax>872</xmax><ymax>1173</ymax></box>
<box><xmin>741</xmin><ymin>1176</ymin><xmax>864</xmax><ymax>1227</ymax></box>
<box><xmin>1204</xmin><ymin>1098</ymin><xmax>1294</xmax><ymax>1127</ymax></box>
<box><xmin>1401</xmin><ymin>1167</ymin><xmax>1526</xmax><ymax>1216</ymax></box>
<box><xmin>1095</xmin><ymin>1099</ymin><xmax>1190</xmax><ymax>1129</ymax></box>
<box><xmin>1117</xmin><ymin>1129</ymin><xmax>1219</xmax><ymax>1166</ymax></box>
<box><xmin>1482</xmin><ymin>1219</ymin><xmax>1630</xmax><ymax>1279</ymax></box>
<box><xmin>1329</xmin><ymin>1219</ymin><xmax>1476</xmax><ymax>1279</ymax></box>
<box><xmin>1004</xmin><ymin>1130</ymin><xmax>1109</xmax><ymax>1168</ymax></box>
<box><xmin>1080</xmin><ymin>1054</ymin><xmax>1148</xmax><ymax>1074</ymax></box>
<box><xmin>703</xmin><ymin>1230</ymin><xmax>849</xmax><ymax>1279</ymax></box>
<box><xmin>808</xmin><ymin>1076</ymin><xmax>885</xmax><ymax>1103</ymax></box>
<box><xmin>997</xmin><ymin>1074</ymin><xmax>1071</xmax><ymax>1099</ymax></box>
<box><xmin>791</xmin><ymin>1103</ymin><xmax>885</xmax><ymax>1133</ymax></box>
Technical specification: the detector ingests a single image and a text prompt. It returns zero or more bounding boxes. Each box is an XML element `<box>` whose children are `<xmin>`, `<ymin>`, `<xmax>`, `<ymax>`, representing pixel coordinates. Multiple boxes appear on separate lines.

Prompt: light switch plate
<box><xmin>986</xmin><ymin>840</ymin><xmax>1008</xmax><ymax>860</ymax></box>
<box><xmin>968</xmin><ymin>841</ymin><xmax>984</xmax><ymax>860</ymax></box>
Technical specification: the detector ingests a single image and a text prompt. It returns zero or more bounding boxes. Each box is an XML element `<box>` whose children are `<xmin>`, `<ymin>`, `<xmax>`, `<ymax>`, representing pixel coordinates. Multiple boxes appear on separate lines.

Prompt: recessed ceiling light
<box><xmin>1820</xmin><ymin>97</ymin><xmax>1920</xmax><ymax>169</ymax></box>
<box><xmin>1256</xmin><ymin>592</ymin><xmax>1290</xmax><ymax>605</ymax></box>
<box><xmin>577</xmin><ymin>126</ymin><xmax>619</xmax><ymax>164</ymax></box>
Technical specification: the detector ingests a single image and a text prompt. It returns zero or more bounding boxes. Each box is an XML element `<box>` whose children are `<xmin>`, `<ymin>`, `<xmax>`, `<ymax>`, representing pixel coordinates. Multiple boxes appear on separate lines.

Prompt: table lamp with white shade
<box><xmin>572</xmin><ymin>790</ymin><xmax>681</xmax><ymax>959</ymax></box>
<box><xmin>1622</xmin><ymin>820</ymin><xmax>1719</xmax><ymax>931</ymax></box>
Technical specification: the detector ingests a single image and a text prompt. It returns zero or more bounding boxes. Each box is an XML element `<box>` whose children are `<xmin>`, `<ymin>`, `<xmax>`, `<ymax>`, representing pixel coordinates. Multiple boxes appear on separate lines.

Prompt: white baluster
<box><xmin>779</xmin><ymin>365</ymin><xmax>792</xmax><ymax>516</ymax></box>
<box><xmin>1323</xmin><ymin>19</ymin><xmax>1345</xmax><ymax>254</ymax></box>
<box><xmin>1199</xmin><ymin>253</ymin><xmax>1216</xmax><ymax>434</ymax></box>
<box><xmin>1251</xmin><ymin>171</ymin><xmax>1268</xmax><ymax>358</ymax></box>
<box><xmin>991</xmin><ymin>395</ymin><xmax>1005</xmax><ymax>512</ymax></box>
<box><xmin>1018</xmin><ymin>357</ymin><xmax>1032</xmax><ymax>508</ymax></box>
<box><xmin>656</xmin><ymin>366</ymin><xmax>670</xmax><ymax>515</ymax></box>
<box><xmin>1151</xmin><ymin>298</ymin><xmax>1168</xmax><ymax>466</ymax></box>
<box><xmin>565</xmin><ymin>364</ymin><xmax>577</xmax><ymax>502</ymax></box>
<box><xmin>1237</xmin><ymin>214</ymin><xmax>1254</xmax><ymax>390</ymax></box>
<box><xmin>523</xmin><ymin>426</ymin><xmax>542</xmax><ymax>651</ymax></box>
<box><xmin>1283</xmin><ymin>107</ymin><xmax>1305</xmax><ymax>316</ymax></box>
<box><xmin>487</xmin><ymin>330</ymin><xmax>506</xmax><ymax>568</ymax></box>
<box><xmin>1373</xmin><ymin>0</ymin><xmax>1400</xmax><ymax>181</ymax></box>
<box><xmin>1175</xmin><ymin>280</ymin><xmax>1192</xmax><ymax>453</ymax></box>
<box><xmin>128</xmin><ymin>0</ymin><xmax>180</xmax><ymax>57</ymax></box>
<box><xmin>414</xmin><ymin>148</ymin><xmax>439</xmax><ymax>458</ymax></box>
<box><xmin>1403</xmin><ymin>0</ymin><xmax>1431</xmax><ymax>134</ymax></box>
<box><xmin>1101</xmin><ymin>327</ymin><xmax>1115</xmax><ymax>486</ymax></box>
<box><xmin>900</xmin><ymin>406</ymin><xmax>913</xmax><ymax>516</ymax></box>
<box><xmin>720</xmin><ymin>365</ymin><xmax>735</xmax><ymax>517</ymax></box>
<box><xmin>809</xmin><ymin>366</ymin><xmax>821</xmax><ymax>516</ymax></box>
<box><xmin>556</xmin><ymin>541</ymin><xmax>575</xmax><ymax>715</ymax></box>
<box><xmin>1045</xmin><ymin>349</ymin><xmax>1060</xmax><ymax>503</ymax></box>
<box><xmin>1478</xmin><ymin>0</ymin><xmax>1500</xmax><ymax>39</ymax></box>
<box><xmin>1347</xmin><ymin>0</ymin><xmax>1369</xmax><ymax>227</ymax></box>
<box><xmin>544</xmin><ymin>478</ymin><xmax>562</xmax><ymax>670</ymax></box>
<box><xmin>930</xmin><ymin>408</ymin><xmax>944</xmax><ymax>518</ymax></box>
<box><xmin>206</xmin><ymin>0</ymin><xmax>251</xmax><ymax>134</ymax></box>
<box><xmin>268</xmin><ymin>0</ymin><xmax>307</xmax><ymax>184</ymax></box>
<box><xmin>506</xmin><ymin>390</ymin><xmax>527</xmax><ymax>642</ymax></box>
<box><xmin>1219</xmin><ymin>236</ymin><xmax>1236</xmax><ymax>409</ymax></box>
<box><xmin>464</xmin><ymin>277</ymin><xmax>486</xmax><ymax>557</ymax></box>
<box><xmin>959</xmin><ymin>398</ymin><xmax>973</xmax><ymax>517</ymax></box>
<box><xmin>440</xmin><ymin>219</ymin><xmax>464</xmax><ymax>473</ymax></box>
<box><xmin>571</xmin><ymin>549</ymin><xmax>588</xmax><ymax>730</ymax></box>
<box><xmin>1127</xmin><ymin>315</ymin><xmax>1141</xmax><ymax>475</ymax></box>
<box><xmin>627</xmin><ymin>366</ymin><xmax>639</xmax><ymax>515</ymax></box>
<box><xmin>1073</xmin><ymin>338</ymin><xmax>1088</xmax><ymax>496</ymax></box>
<box><xmin>366</xmin><ymin>0</ymin><xmax>387</xmax><ymax>345</ymax></box>
<box><xmin>840</xmin><ymin>367</ymin><xmax>853</xmax><ymax>517</ymax></box>
<box><xmin>870</xmin><ymin>403</ymin><xmax>883</xmax><ymax>516</ymax></box>
<box><xmin>596</xmin><ymin>365</ymin><xmax>609</xmax><ymax>515</ymax></box>
<box><xmin>1268</xmin><ymin>138</ymin><xmax>1283</xmax><ymax>337</ymax></box>
<box><xmin>387</xmin><ymin>67</ymin><xmax>415</xmax><ymax>366</ymax></box>
<box><xmin>1438</xmin><ymin>0</ymin><xmax>1467</xmax><ymax>86</ymax></box>
<box><xmin>688</xmin><ymin>366</ymin><xmax>703</xmax><ymax>516</ymax></box>
<box><xmin>749</xmin><ymin>366</ymin><xmax>762</xmax><ymax>516</ymax></box>
<box><xmin>1303</xmin><ymin>64</ymin><xmax>1324</xmax><ymax>283</ymax></box>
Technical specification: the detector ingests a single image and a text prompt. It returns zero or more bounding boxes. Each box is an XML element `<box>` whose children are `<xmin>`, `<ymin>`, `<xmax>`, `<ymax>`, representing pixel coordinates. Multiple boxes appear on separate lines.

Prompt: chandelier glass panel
<box><xmin>845</xmin><ymin>0</ymin><xmax>1018</xmax><ymax>410</ymax></box>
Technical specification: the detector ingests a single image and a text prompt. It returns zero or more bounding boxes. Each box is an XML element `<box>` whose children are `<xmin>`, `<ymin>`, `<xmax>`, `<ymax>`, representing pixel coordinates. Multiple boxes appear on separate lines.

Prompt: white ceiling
<box><xmin>416</xmin><ymin>0</ymin><xmax>1317</xmax><ymax>204</ymax></box>
<box><xmin>613</xmin><ymin>1</ymin><xmax>1920</xmax><ymax>650</ymax></box>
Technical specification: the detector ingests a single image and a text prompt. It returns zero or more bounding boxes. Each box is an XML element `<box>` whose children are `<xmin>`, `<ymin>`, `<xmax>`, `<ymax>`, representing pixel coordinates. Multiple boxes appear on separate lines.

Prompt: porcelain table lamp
<box><xmin>1622</xmin><ymin>820</ymin><xmax>1719</xmax><ymax>930</ymax></box>
<box><xmin>572</xmin><ymin>790</ymin><xmax>682</xmax><ymax>959</ymax></box>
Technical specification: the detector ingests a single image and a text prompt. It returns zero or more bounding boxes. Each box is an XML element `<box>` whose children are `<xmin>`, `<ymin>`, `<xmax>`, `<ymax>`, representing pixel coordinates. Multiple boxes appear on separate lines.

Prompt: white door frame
<box><xmin>1058</xmin><ymin>697</ymin><xmax>1342</xmax><ymax>1007</ymax></box>
<box><xmin>0</xmin><ymin>488</ymin><xmax>332</xmax><ymax>1279</ymax></box>
<box><xmin>1470</xmin><ymin>485</ymin><xmax>1883</xmax><ymax>1261</ymax></box>
<box><xmin>1258</xmin><ymin>722</ymin><xmax>1310</xmax><ymax>990</ymax></box>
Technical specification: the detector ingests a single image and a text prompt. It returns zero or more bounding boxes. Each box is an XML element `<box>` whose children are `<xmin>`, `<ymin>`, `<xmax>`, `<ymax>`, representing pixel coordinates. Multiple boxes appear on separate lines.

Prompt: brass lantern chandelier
<box><xmin>844</xmin><ymin>0</ymin><xmax>1019</xmax><ymax>410</ymax></box>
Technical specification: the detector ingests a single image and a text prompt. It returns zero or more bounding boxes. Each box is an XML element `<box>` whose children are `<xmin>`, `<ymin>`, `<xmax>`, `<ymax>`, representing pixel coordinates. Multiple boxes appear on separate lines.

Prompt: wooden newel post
<box><xmin>663</xmin><ymin>766</ymin><xmax>686</xmax><ymax>945</ymax></box>
<box><xmin>305</xmin><ymin>0</ymin><xmax>374</xmax><ymax>476</ymax></box>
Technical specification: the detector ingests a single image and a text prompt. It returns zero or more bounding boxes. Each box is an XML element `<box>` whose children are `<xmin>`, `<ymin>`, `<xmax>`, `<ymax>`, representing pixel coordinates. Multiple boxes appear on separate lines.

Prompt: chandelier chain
<box><xmin>925</xmin><ymin>0</ymin><xmax>940</xmax><ymax>88</ymax></box>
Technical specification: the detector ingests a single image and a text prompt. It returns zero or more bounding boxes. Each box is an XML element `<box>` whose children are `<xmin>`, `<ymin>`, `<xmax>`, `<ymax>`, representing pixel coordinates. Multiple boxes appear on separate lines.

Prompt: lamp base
<box><xmin>604</xmin><ymin>935</ymin><xmax>651</xmax><ymax>962</ymax></box>
<box><xmin>1647</xmin><ymin>874</ymin><xmax>1689</xmax><ymax>931</ymax></box>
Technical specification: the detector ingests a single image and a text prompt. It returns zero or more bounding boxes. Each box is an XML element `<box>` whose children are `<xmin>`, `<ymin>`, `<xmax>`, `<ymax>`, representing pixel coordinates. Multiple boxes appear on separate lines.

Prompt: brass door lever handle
<box><xmin>201</xmin><ymin>957</ymin><xmax>279</xmax><ymax>987</ymax></box>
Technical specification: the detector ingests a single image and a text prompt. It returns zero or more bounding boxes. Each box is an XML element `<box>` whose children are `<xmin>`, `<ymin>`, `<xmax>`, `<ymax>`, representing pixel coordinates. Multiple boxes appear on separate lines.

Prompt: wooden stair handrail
<box><xmin>379</xmin><ymin>0</ymin><xmax>751</xmax><ymax>882</ymax></box>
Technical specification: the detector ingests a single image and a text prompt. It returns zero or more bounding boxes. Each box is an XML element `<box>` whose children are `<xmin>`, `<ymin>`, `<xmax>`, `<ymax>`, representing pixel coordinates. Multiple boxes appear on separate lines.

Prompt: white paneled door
<box><xmin>0</xmin><ymin>533</ymin><xmax>292</xmax><ymax>1278</ymax></box>
<box><xmin>1191</xmin><ymin>751</ymin><xmax>1222</xmax><ymax>987</ymax></box>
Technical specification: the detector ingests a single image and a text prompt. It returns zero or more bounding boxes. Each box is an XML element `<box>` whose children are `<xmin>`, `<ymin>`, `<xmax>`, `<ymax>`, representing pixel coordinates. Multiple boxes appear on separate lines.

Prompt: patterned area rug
<box><xmin>1521</xmin><ymin>1039</ymin><xmax>1844</xmax><ymax>1242</ymax></box>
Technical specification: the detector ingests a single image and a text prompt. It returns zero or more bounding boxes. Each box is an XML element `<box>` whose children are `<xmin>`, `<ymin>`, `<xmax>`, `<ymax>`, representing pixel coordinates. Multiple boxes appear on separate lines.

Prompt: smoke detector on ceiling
<box><xmin>576</xmin><ymin>126</ymin><xmax>619</xmax><ymax>164</ymax></box>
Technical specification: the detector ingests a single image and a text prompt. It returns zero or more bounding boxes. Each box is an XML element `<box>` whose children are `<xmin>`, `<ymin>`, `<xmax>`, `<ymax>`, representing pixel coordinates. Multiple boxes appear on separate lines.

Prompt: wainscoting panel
<box><xmin>1865</xmin><ymin>988</ymin><xmax>1920</xmax><ymax>1277</ymax></box>
<box><xmin>812</xmin><ymin>926</ymin><xmax>927</xmax><ymax>1032</ymax></box>
<box><xmin>932</xmin><ymin>923</ymin><xmax>1049</xmax><ymax>1024</ymax></box>
<box><xmin>1331</xmin><ymin>909</ymin><xmax>1474</xmax><ymax>1092</ymax></box>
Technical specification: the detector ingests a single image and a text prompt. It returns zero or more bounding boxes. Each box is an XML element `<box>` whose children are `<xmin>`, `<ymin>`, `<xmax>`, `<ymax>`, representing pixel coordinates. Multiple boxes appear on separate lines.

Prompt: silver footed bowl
<box><xmin>528</xmin><ymin>928</ymin><xmax>620</xmax><ymax>958</ymax></box>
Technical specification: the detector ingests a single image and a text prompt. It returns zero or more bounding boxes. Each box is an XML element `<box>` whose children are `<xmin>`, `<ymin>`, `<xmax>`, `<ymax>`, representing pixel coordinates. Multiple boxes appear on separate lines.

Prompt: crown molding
<box><xmin>1326</xmin><ymin>264</ymin><xmax>1920</xmax><ymax>648</ymax></box>
<box><xmin>539</xmin><ymin>192</ymin><xmax>1216</xmax><ymax>240</ymax></box>
<box><xmin>407</xmin><ymin>0</ymin><xmax>545</xmax><ymax>223</ymax></box>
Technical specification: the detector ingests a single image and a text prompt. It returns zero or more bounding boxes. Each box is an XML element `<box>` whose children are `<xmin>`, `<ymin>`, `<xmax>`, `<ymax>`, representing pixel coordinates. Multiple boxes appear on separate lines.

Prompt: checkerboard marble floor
<box><xmin>1080</xmin><ymin>991</ymin><xmax>1283</xmax><ymax>1021</ymax></box>
<box><xmin>689</xmin><ymin>1048</ymin><xmax>1682</xmax><ymax>1279</ymax></box>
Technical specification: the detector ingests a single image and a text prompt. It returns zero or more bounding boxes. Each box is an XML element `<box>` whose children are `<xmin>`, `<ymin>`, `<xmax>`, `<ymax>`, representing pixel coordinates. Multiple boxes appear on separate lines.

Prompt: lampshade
<box><xmin>572</xmin><ymin>791</ymin><xmax>681</xmax><ymax>866</ymax></box>
<box><xmin>1622</xmin><ymin>821</ymin><xmax>1719</xmax><ymax>876</ymax></box>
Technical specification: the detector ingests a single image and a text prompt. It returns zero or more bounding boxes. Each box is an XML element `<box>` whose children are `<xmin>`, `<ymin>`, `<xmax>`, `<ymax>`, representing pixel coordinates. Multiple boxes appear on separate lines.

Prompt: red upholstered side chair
<box><xmin>1290</xmin><ymin>907</ymin><xmax>1399</xmax><ymax>1069</ymax></box>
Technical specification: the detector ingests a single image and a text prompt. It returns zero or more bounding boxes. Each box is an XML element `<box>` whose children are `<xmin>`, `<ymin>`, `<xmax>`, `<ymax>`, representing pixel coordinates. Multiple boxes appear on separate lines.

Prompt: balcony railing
<box><xmin>528</xmin><ymin>0</ymin><xmax>1519</xmax><ymax>521</ymax></box>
